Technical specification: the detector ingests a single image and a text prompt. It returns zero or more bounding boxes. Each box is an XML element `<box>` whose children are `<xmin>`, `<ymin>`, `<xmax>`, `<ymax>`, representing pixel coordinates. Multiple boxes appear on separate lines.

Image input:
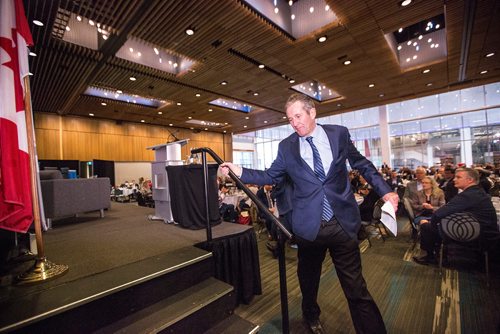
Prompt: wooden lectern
<box><xmin>146</xmin><ymin>139</ymin><xmax>189</xmax><ymax>223</ymax></box>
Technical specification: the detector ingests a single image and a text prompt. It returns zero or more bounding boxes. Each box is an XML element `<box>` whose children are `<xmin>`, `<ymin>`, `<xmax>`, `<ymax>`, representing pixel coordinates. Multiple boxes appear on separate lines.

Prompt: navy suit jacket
<box><xmin>241</xmin><ymin>124</ymin><xmax>392</xmax><ymax>241</ymax></box>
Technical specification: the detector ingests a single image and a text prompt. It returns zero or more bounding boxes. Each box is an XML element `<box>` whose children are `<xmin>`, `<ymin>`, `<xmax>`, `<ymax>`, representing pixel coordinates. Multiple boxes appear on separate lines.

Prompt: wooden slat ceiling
<box><xmin>24</xmin><ymin>0</ymin><xmax>500</xmax><ymax>134</ymax></box>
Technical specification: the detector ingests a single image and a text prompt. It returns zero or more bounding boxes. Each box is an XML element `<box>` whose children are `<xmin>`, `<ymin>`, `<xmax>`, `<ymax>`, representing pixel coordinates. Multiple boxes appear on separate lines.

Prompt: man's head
<box><xmin>454</xmin><ymin>168</ymin><xmax>479</xmax><ymax>191</ymax></box>
<box><xmin>443</xmin><ymin>166</ymin><xmax>455</xmax><ymax>180</ymax></box>
<box><xmin>285</xmin><ymin>93</ymin><xmax>317</xmax><ymax>137</ymax></box>
<box><xmin>415</xmin><ymin>167</ymin><xmax>426</xmax><ymax>181</ymax></box>
<box><xmin>391</xmin><ymin>171</ymin><xmax>398</xmax><ymax>179</ymax></box>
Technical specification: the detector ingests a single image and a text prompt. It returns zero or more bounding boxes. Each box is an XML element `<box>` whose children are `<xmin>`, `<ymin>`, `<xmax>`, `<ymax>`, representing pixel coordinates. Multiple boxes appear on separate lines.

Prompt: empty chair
<box><xmin>403</xmin><ymin>197</ymin><xmax>418</xmax><ymax>243</ymax></box>
<box><xmin>360</xmin><ymin>199</ymin><xmax>388</xmax><ymax>247</ymax></box>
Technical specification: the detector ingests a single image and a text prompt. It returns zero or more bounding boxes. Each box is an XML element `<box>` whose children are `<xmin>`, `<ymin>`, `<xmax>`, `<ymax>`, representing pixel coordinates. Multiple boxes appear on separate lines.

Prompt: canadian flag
<box><xmin>0</xmin><ymin>0</ymin><xmax>34</xmax><ymax>232</ymax></box>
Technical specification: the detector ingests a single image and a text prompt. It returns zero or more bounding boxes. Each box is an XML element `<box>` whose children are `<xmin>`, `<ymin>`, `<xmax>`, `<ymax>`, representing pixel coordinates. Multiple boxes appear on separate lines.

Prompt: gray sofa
<box><xmin>40</xmin><ymin>170</ymin><xmax>111</xmax><ymax>228</ymax></box>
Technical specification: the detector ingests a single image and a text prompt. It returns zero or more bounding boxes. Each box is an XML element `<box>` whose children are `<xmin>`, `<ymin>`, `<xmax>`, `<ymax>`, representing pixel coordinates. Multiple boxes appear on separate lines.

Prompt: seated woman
<box><xmin>410</xmin><ymin>176</ymin><xmax>445</xmax><ymax>226</ymax></box>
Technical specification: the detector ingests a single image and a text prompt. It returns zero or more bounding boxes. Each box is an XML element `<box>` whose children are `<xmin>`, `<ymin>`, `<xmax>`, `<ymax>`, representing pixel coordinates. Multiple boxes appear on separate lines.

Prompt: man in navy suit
<box><xmin>221</xmin><ymin>93</ymin><xmax>398</xmax><ymax>334</ymax></box>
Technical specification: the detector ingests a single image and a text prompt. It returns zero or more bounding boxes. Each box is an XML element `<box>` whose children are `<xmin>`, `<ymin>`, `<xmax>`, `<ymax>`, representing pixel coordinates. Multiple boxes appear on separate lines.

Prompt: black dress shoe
<box><xmin>304</xmin><ymin>319</ymin><xmax>325</xmax><ymax>334</ymax></box>
<box><xmin>413</xmin><ymin>255</ymin><xmax>437</xmax><ymax>265</ymax></box>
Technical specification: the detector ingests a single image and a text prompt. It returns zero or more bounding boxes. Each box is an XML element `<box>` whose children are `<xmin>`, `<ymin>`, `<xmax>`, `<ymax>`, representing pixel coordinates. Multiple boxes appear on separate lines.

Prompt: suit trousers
<box><xmin>296</xmin><ymin>218</ymin><xmax>386</xmax><ymax>334</ymax></box>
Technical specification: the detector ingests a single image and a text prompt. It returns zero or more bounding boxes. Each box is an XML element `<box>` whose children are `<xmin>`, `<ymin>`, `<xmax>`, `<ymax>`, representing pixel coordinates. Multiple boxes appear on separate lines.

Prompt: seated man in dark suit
<box><xmin>386</xmin><ymin>171</ymin><xmax>403</xmax><ymax>192</ymax></box>
<box><xmin>414</xmin><ymin>168</ymin><xmax>499</xmax><ymax>265</ymax></box>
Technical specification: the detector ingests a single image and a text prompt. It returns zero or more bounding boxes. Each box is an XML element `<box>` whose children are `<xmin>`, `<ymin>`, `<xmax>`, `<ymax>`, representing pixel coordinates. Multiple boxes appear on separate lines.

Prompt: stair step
<box><xmin>95</xmin><ymin>277</ymin><xmax>235</xmax><ymax>333</ymax></box>
<box><xmin>203</xmin><ymin>314</ymin><xmax>260</xmax><ymax>334</ymax></box>
<box><xmin>1</xmin><ymin>246</ymin><xmax>213</xmax><ymax>333</ymax></box>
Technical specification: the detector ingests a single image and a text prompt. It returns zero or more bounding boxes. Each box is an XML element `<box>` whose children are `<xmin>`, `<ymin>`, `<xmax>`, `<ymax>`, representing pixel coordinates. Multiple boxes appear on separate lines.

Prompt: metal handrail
<box><xmin>191</xmin><ymin>147</ymin><xmax>292</xmax><ymax>334</ymax></box>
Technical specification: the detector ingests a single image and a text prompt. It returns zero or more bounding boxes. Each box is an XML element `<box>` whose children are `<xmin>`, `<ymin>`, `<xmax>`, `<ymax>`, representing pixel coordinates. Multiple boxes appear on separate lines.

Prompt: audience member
<box><xmin>413</xmin><ymin>168</ymin><xmax>499</xmax><ymax>265</ymax></box>
<box><xmin>438</xmin><ymin>166</ymin><xmax>458</xmax><ymax>202</ymax></box>
<box><xmin>404</xmin><ymin>167</ymin><xmax>426</xmax><ymax>199</ymax></box>
<box><xmin>409</xmin><ymin>176</ymin><xmax>445</xmax><ymax>226</ymax></box>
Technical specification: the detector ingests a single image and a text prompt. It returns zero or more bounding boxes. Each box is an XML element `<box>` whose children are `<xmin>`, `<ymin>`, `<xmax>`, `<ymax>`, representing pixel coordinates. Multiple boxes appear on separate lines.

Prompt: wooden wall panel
<box><xmin>34</xmin><ymin>113</ymin><xmax>231</xmax><ymax>162</ymax></box>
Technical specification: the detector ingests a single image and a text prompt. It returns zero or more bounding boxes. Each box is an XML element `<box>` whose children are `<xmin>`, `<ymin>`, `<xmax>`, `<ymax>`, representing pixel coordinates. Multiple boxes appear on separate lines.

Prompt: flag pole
<box><xmin>17</xmin><ymin>76</ymin><xmax>68</xmax><ymax>284</ymax></box>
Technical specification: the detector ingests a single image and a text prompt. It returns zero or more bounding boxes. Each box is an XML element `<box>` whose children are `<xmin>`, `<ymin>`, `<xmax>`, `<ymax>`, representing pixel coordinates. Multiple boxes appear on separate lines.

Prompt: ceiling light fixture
<box><xmin>129</xmin><ymin>76</ymin><xmax>136</xmax><ymax>81</ymax></box>
<box><xmin>399</xmin><ymin>0</ymin><xmax>412</xmax><ymax>7</ymax></box>
<box><xmin>343</xmin><ymin>60</ymin><xmax>351</xmax><ymax>65</ymax></box>
<box><xmin>29</xmin><ymin>52</ymin><xmax>37</xmax><ymax>56</ymax></box>
<box><xmin>76</xmin><ymin>16</ymin><xmax>82</xmax><ymax>21</ymax></box>
<box><xmin>244</xmin><ymin>125</ymin><xmax>248</xmax><ymax>128</ymax></box>
<box><xmin>141</xmin><ymin>120</ymin><xmax>145</xmax><ymax>123</ymax></box>
<box><xmin>264</xmin><ymin>121</ymin><xmax>268</xmax><ymax>123</ymax></box>
<box><xmin>188</xmin><ymin>116</ymin><xmax>192</xmax><ymax>119</ymax></box>
<box><xmin>158</xmin><ymin>111</ymin><xmax>162</xmax><ymax>115</ymax></box>
<box><xmin>422</xmin><ymin>69</ymin><xmax>430</xmax><ymax>74</ymax></box>
<box><xmin>485</xmin><ymin>52</ymin><xmax>495</xmax><ymax>58</ymax></box>
<box><xmin>368</xmin><ymin>83</ymin><xmax>375</xmax><ymax>88</ymax></box>
<box><xmin>379</xmin><ymin>93</ymin><xmax>385</xmax><ymax>97</ymax></box>
<box><xmin>253</xmin><ymin>92</ymin><xmax>259</xmax><ymax>96</ymax></box>
<box><xmin>101</xmin><ymin>102</ymin><xmax>107</xmax><ymax>106</ymax></box>
<box><xmin>33</xmin><ymin>20</ymin><xmax>44</xmax><ymax>26</ymax></box>
<box><xmin>208</xmin><ymin>109</ymin><xmax>213</xmax><ymax>112</ymax></box>
<box><xmin>289</xmin><ymin>79</ymin><xmax>295</xmax><ymax>84</ymax></box>
<box><xmin>65</xmin><ymin>26</ymin><xmax>70</xmax><ymax>32</ymax></box>
<box><xmin>289</xmin><ymin>0</ymin><xmax>293</xmax><ymax>5</ymax></box>
<box><xmin>89</xmin><ymin>113</ymin><xmax>94</xmax><ymax>116</ymax></box>
<box><xmin>169</xmin><ymin>124</ymin><xmax>173</xmax><ymax>126</ymax></box>
<box><xmin>398</xmin><ymin>27</ymin><xmax>403</xmax><ymax>33</ymax></box>
<box><xmin>317</xmin><ymin>36</ymin><xmax>327</xmax><ymax>43</ymax></box>
<box><xmin>480</xmin><ymin>70</ymin><xmax>488</xmax><ymax>74</ymax></box>
<box><xmin>258</xmin><ymin>64</ymin><xmax>265</xmax><ymax>69</ymax></box>
<box><xmin>220</xmin><ymin>81</ymin><xmax>228</xmax><ymax>85</ymax></box>
<box><xmin>117</xmin><ymin>90</ymin><xmax>122</xmax><ymax>94</ymax></box>
<box><xmin>176</xmin><ymin>102</ymin><xmax>182</xmax><ymax>106</ymax></box>
<box><xmin>185</xmin><ymin>27</ymin><xmax>195</xmax><ymax>36</ymax></box>
<box><xmin>283</xmin><ymin>116</ymin><xmax>287</xmax><ymax>119</ymax></box>
<box><xmin>245</xmin><ymin>116</ymin><xmax>250</xmax><ymax>120</ymax></box>
<box><xmin>195</xmin><ymin>93</ymin><xmax>201</xmax><ymax>97</ymax></box>
<box><xmin>426</xmin><ymin>83</ymin><xmax>433</xmax><ymax>86</ymax></box>
<box><xmin>88</xmin><ymin>20</ymin><xmax>95</xmax><ymax>26</ymax></box>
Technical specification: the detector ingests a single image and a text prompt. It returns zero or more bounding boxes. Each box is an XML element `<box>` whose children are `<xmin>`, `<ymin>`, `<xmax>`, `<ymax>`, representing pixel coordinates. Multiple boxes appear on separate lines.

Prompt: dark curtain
<box><xmin>93</xmin><ymin>159</ymin><xmax>115</xmax><ymax>186</ymax></box>
<box><xmin>196</xmin><ymin>228</ymin><xmax>262</xmax><ymax>305</ymax></box>
<box><xmin>166</xmin><ymin>164</ymin><xmax>221</xmax><ymax>229</ymax></box>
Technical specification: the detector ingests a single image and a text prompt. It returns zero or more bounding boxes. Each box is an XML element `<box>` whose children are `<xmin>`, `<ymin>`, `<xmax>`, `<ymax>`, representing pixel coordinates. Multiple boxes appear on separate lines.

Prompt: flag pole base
<box><xmin>16</xmin><ymin>257</ymin><xmax>68</xmax><ymax>285</ymax></box>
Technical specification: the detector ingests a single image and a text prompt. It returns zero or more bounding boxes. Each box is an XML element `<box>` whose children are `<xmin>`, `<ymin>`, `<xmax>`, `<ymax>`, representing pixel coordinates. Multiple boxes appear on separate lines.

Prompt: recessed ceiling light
<box><xmin>195</xmin><ymin>93</ymin><xmax>201</xmax><ymax>97</ymax></box>
<box><xmin>29</xmin><ymin>52</ymin><xmax>37</xmax><ymax>57</ymax></box>
<box><xmin>65</xmin><ymin>26</ymin><xmax>70</xmax><ymax>32</ymax></box>
<box><xmin>188</xmin><ymin>116</ymin><xmax>192</xmax><ymax>119</ymax></box>
<box><xmin>129</xmin><ymin>76</ymin><xmax>136</xmax><ymax>81</ymax></box>
<box><xmin>289</xmin><ymin>79</ymin><xmax>295</xmax><ymax>84</ymax></box>
<box><xmin>282</xmin><ymin>116</ymin><xmax>287</xmax><ymax>119</ymax></box>
<box><xmin>204</xmin><ymin>128</ymin><xmax>208</xmax><ymax>131</ymax></box>
<box><xmin>101</xmin><ymin>102</ymin><xmax>107</xmax><ymax>106</ymax></box>
<box><xmin>398</xmin><ymin>27</ymin><xmax>403</xmax><ymax>33</ymax></box>
<box><xmin>245</xmin><ymin>116</ymin><xmax>250</xmax><ymax>120</ymax></box>
<box><xmin>258</xmin><ymin>64</ymin><xmax>265</xmax><ymax>69</ymax></box>
<box><xmin>89</xmin><ymin>113</ymin><xmax>94</xmax><ymax>116</ymax></box>
<box><xmin>244</xmin><ymin>125</ymin><xmax>248</xmax><ymax>128</ymax></box>
<box><xmin>158</xmin><ymin>111</ymin><xmax>162</xmax><ymax>115</ymax></box>
<box><xmin>253</xmin><ymin>92</ymin><xmax>259</xmax><ymax>96</ymax></box>
<box><xmin>399</xmin><ymin>0</ymin><xmax>412</xmax><ymax>7</ymax></box>
<box><xmin>141</xmin><ymin>120</ymin><xmax>145</xmax><ymax>123</ymax></box>
<box><xmin>169</xmin><ymin>123</ymin><xmax>173</xmax><ymax>126</ymax></box>
<box><xmin>264</xmin><ymin>120</ymin><xmax>268</xmax><ymax>124</ymax></box>
<box><xmin>33</xmin><ymin>20</ymin><xmax>44</xmax><ymax>26</ymax></box>
<box><xmin>220</xmin><ymin>81</ymin><xmax>228</xmax><ymax>85</ymax></box>
<box><xmin>343</xmin><ymin>60</ymin><xmax>351</xmax><ymax>65</ymax></box>
<box><xmin>88</xmin><ymin>20</ymin><xmax>95</xmax><ymax>26</ymax></box>
<box><xmin>480</xmin><ymin>70</ymin><xmax>488</xmax><ymax>74</ymax></box>
<box><xmin>76</xmin><ymin>16</ymin><xmax>82</xmax><ymax>21</ymax></box>
<box><xmin>317</xmin><ymin>36</ymin><xmax>327</xmax><ymax>43</ymax></box>
<box><xmin>289</xmin><ymin>0</ymin><xmax>293</xmax><ymax>5</ymax></box>
<box><xmin>224</xmin><ymin>122</ymin><xmax>228</xmax><ymax>125</ymax></box>
<box><xmin>485</xmin><ymin>52</ymin><xmax>495</xmax><ymax>58</ymax></box>
<box><xmin>422</xmin><ymin>69</ymin><xmax>430</xmax><ymax>74</ymax></box>
<box><xmin>176</xmin><ymin>102</ymin><xmax>182</xmax><ymax>106</ymax></box>
<box><xmin>337</xmin><ymin>103</ymin><xmax>342</xmax><ymax>107</ymax></box>
<box><xmin>223</xmin><ymin>130</ymin><xmax>227</xmax><ymax>133</ymax></box>
<box><xmin>185</xmin><ymin>28</ymin><xmax>195</xmax><ymax>36</ymax></box>
<box><xmin>116</xmin><ymin>90</ymin><xmax>123</xmax><ymax>94</ymax></box>
<box><xmin>426</xmin><ymin>83</ymin><xmax>433</xmax><ymax>86</ymax></box>
<box><xmin>208</xmin><ymin>108</ymin><xmax>213</xmax><ymax>112</ymax></box>
<box><xmin>379</xmin><ymin>93</ymin><xmax>385</xmax><ymax>97</ymax></box>
<box><xmin>397</xmin><ymin>45</ymin><xmax>402</xmax><ymax>51</ymax></box>
<box><xmin>368</xmin><ymin>83</ymin><xmax>375</xmax><ymax>88</ymax></box>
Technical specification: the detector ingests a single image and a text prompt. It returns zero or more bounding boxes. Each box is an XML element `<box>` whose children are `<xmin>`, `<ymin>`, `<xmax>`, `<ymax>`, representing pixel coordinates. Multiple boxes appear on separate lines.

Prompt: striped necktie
<box><xmin>306</xmin><ymin>136</ymin><xmax>334</xmax><ymax>221</ymax></box>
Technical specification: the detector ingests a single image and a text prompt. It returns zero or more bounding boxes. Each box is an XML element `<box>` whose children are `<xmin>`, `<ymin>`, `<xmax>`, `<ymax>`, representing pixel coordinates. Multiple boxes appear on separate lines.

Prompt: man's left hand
<box><xmin>382</xmin><ymin>192</ymin><xmax>399</xmax><ymax>212</ymax></box>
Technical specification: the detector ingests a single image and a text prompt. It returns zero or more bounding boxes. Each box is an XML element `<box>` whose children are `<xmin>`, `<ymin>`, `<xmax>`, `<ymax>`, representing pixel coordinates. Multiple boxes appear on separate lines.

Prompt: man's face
<box><xmin>444</xmin><ymin>170</ymin><xmax>454</xmax><ymax>180</ymax></box>
<box><xmin>286</xmin><ymin>101</ymin><xmax>317</xmax><ymax>137</ymax></box>
<box><xmin>415</xmin><ymin>168</ymin><xmax>426</xmax><ymax>181</ymax></box>
<box><xmin>454</xmin><ymin>171</ymin><xmax>473</xmax><ymax>190</ymax></box>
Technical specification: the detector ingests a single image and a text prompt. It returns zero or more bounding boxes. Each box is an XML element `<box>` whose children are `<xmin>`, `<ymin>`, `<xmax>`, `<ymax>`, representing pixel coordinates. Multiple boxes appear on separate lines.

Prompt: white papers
<box><xmin>380</xmin><ymin>201</ymin><xmax>398</xmax><ymax>236</ymax></box>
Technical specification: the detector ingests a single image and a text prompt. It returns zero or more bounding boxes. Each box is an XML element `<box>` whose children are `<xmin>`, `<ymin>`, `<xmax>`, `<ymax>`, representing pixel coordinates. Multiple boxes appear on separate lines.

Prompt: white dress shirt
<box><xmin>299</xmin><ymin>124</ymin><xmax>333</xmax><ymax>176</ymax></box>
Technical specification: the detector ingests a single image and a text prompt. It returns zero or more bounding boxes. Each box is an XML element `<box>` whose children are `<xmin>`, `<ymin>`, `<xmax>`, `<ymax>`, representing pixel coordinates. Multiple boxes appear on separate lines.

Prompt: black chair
<box><xmin>403</xmin><ymin>197</ymin><xmax>418</xmax><ymax>244</ymax></box>
<box><xmin>438</xmin><ymin>213</ymin><xmax>490</xmax><ymax>287</ymax></box>
<box><xmin>361</xmin><ymin>199</ymin><xmax>388</xmax><ymax>247</ymax></box>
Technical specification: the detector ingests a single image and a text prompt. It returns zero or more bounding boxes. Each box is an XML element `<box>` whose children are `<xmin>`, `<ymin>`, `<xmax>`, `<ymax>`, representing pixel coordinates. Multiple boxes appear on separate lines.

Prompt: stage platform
<box><xmin>0</xmin><ymin>202</ymin><xmax>261</xmax><ymax>333</ymax></box>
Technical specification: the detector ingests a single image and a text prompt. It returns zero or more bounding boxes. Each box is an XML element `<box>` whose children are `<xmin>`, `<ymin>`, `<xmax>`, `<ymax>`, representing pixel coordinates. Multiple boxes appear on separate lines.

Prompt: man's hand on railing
<box><xmin>219</xmin><ymin>162</ymin><xmax>242</xmax><ymax>178</ymax></box>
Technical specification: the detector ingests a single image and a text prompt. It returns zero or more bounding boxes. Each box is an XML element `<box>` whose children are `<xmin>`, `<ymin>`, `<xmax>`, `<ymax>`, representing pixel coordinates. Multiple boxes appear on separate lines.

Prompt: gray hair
<box><xmin>456</xmin><ymin>167</ymin><xmax>479</xmax><ymax>184</ymax></box>
<box><xmin>284</xmin><ymin>93</ymin><xmax>316</xmax><ymax>114</ymax></box>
